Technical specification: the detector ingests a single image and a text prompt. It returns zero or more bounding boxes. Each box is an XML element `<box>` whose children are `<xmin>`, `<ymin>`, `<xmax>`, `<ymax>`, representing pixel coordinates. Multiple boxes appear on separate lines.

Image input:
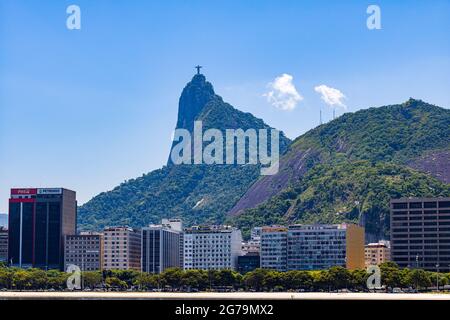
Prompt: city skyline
<box><xmin>1</xmin><ymin>0</ymin><xmax>450</xmax><ymax>212</ymax></box>
<box><xmin>3</xmin><ymin>187</ymin><xmax>450</xmax><ymax>298</ymax></box>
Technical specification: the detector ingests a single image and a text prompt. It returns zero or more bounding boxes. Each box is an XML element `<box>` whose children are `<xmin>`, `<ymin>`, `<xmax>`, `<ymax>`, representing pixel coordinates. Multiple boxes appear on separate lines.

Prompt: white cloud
<box><xmin>264</xmin><ymin>74</ymin><xmax>303</xmax><ymax>111</ymax></box>
<box><xmin>314</xmin><ymin>84</ymin><xmax>347</xmax><ymax>109</ymax></box>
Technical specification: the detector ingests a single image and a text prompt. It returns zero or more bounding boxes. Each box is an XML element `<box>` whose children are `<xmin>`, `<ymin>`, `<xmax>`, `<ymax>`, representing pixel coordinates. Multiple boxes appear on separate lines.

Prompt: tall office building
<box><xmin>365</xmin><ymin>241</ymin><xmax>391</xmax><ymax>267</ymax></box>
<box><xmin>8</xmin><ymin>188</ymin><xmax>76</xmax><ymax>270</ymax></box>
<box><xmin>64</xmin><ymin>232</ymin><xmax>104</xmax><ymax>271</ymax></box>
<box><xmin>183</xmin><ymin>225</ymin><xmax>242</xmax><ymax>271</ymax></box>
<box><xmin>103</xmin><ymin>226</ymin><xmax>141</xmax><ymax>271</ymax></box>
<box><xmin>0</xmin><ymin>227</ymin><xmax>8</xmax><ymax>263</ymax></box>
<box><xmin>391</xmin><ymin>197</ymin><xmax>450</xmax><ymax>272</ymax></box>
<box><xmin>287</xmin><ymin>224</ymin><xmax>365</xmax><ymax>270</ymax></box>
<box><xmin>142</xmin><ymin>222</ymin><xmax>181</xmax><ymax>273</ymax></box>
<box><xmin>260</xmin><ymin>226</ymin><xmax>288</xmax><ymax>271</ymax></box>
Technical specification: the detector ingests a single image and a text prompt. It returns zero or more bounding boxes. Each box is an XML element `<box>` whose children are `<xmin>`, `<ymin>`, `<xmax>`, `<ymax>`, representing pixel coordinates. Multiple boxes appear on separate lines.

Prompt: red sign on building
<box><xmin>10</xmin><ymin>188</ymin><xmax>37</xmax><ymax>195</ymax></box>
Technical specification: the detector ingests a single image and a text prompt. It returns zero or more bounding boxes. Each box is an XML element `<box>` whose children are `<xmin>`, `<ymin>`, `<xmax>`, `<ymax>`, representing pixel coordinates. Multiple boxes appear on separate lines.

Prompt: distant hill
<box><xmin>77</xmin><ymin>74</ymin><xmax>290</xmax><ymax>230</ymax></box>
<box><xmin>228</xmin><ymin>99</ymin><xmax>450</xmax><ymax>240</ymax></box>
<box><xmin>0</xmin><ymin>214</ymin><xmax>7</xmax><ymax>228</ymax></box>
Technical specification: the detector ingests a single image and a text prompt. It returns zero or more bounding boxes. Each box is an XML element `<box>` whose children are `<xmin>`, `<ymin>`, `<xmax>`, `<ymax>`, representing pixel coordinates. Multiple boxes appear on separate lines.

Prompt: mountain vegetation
<box><xmin>229</xmin><ymin>160</ymin><xmax>450</xmax><ymax>240</ymax></box>
<box><xmin>79</xmin><ymin>164</ymin><xmax>261</xmax><ymax>229</ymax></box>
<box><xmin>79</xmin><ymin>71</ymin><xmax>449</xmax><ymax>242</ymax></box>
<box><xmin>77</xmin><ymin>74</ymin><xmax>290</xmax><ymax>230</ymax></box>
<box><xmin>229</xmin><ymin>99</ymin><xmax>450</xmax><ymax>240</ymax></box>
<box><xmin>293</xmin><ymin>98</ymin><xmax>449</xmax><ymax>164</ymax></box>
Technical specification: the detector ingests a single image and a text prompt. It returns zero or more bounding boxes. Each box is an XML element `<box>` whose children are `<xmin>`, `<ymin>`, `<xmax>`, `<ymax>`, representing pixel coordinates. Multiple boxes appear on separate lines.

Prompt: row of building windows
<box><xmin>392</xmin><ymin>201</ymin><xmax>450</xmax><ymax>209</ymax></box>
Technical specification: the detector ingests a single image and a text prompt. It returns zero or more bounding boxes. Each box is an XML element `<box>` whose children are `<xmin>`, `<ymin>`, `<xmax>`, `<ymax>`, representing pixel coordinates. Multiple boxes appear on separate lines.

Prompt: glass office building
<box><xmin>142</xmin><ymin>224</ymin><xmax>181</xmax><ymax>273</ymax></box>
<box><xmin>288</xmin><ymin>225</ymin><xmax>346</xmax><ymax>270</ymax></box>
<box><xmin>8</xmin><ymin>188</ymin><xmax>77</xmax><ymax>270</ymax></box>
<box><xmin>260</xmin><ymin>226</ymin><xmax>288</xmax><ymax>271</ymax></box>
<box><xmin>261</xmin><ymin>224</ymin><xmax>365</xmax><ymax>271</ymax></box>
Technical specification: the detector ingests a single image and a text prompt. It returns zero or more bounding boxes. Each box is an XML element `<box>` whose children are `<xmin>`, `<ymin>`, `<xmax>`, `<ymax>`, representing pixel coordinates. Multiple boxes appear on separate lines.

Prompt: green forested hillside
<box><xmin>229</xmin><ymin>161</ymin><xmax>450</xmax><ymax>239</ymax></box>
<box><xmin>229</xmin><ymin>99</ymin><xmax>450</xmax><ymax>240</ymax></box>
<box><xmin>77</xmin><ymin>74</ymin><xmax>290</xmax><ymax>230</ymax></box>
<box><xmin>229</xmin><ymin>99</ymin><xmax>450</xmax><ymax>216</ymax></box>
<box><xmin>78</xmin><ymin>164</ymin><xmax>261</xmax><ymax>230</ymax></box>
<box><xmin>291</xmin><ymin>98</ymin><xmax>450</xmax><ymax>163</ymax></box>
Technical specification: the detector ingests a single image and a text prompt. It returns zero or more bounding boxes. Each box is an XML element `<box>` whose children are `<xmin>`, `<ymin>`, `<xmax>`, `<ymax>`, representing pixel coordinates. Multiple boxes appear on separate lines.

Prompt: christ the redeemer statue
<box><xmin>195</xmin><ymin>65</ymin><xmax>202</xmax><ymax>74</ymax></box>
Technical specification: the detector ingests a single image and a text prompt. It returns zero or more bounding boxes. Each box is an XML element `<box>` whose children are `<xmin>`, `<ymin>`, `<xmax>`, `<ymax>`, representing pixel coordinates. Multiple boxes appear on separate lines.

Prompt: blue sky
<box><xmin>1</xmin><ymin>0</ymin><xmax>449</xmax><ymax>212</ymax></box>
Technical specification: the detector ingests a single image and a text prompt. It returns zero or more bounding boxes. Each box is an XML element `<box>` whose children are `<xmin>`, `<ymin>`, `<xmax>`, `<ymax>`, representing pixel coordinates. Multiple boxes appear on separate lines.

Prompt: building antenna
<box><xmin>320</xmin><ymin>109</ymin><xmax>322</xmax><ymax>125</ymax></box>
<box><xmin>333</xmin><ymin>108</ymin><xmax>336</xmax><ymax>120</ymax></box>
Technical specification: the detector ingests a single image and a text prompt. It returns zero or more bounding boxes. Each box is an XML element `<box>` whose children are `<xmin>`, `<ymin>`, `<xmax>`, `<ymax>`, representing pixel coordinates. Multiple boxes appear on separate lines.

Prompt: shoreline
<box><xmin>1</xmin><ymin>291</ymin><xmax>450</xmax><ymax>300</ymax></box>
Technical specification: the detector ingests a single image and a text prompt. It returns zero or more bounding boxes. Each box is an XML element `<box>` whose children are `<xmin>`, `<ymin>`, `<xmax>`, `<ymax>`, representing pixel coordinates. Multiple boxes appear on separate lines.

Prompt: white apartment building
<box><xmin>103</xmin><ymin>226</ymin><xmax>141</xmax><ymax>271</ymax></box>
<box><xmin>161</xmin><ymin>218</ymin><xmax>183</xmax><ymax>232</ymax></box>
<box><xmin>183</xmin><ymin>225</ymin><xmax>242</xmax><ymax>270</ymax></box>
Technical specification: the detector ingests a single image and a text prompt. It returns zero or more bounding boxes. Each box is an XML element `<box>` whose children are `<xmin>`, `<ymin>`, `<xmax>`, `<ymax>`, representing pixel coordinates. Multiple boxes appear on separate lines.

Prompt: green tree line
<box><xmin>1</xmin><ymin>262</ymin><xmax>449</xmax><ymax>292</ymax></box>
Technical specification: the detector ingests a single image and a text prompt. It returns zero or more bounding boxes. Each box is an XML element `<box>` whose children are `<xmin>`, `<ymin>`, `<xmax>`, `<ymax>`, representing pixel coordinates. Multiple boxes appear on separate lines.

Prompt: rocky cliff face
<box><xmin>408</xmin><ymin>150</ymin><xmax>450</xmax><ymax>184</ymax></box>
<box><xmin>175</xmin><ymin>74</ymin><xmax>216</xmax><ymax>131</ymax></box>
<box><xmin>228</xmin><ymin>147</ymin><xmax>321</xmax><ymax>216</ymax></box>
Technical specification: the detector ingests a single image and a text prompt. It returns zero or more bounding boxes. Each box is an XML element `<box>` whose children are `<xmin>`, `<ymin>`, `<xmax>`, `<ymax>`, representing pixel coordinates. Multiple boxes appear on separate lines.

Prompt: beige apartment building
<box><xmin>103</xmin><ymin>226</ymin><xmax>141</xmax><ymax>271</ymax></box>
<box><xmin>364</xmin><ymin>241</ymin><xmax>391</xmax><ymax>267</ymax></box>
<box><xmin>64</xmin><ymin>232</ymin><xmax>104</xmax><ymax>271</ymax></box>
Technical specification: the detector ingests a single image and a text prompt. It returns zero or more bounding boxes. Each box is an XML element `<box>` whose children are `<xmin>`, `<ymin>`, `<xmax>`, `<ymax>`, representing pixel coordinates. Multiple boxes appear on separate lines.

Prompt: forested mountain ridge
<box><xmin>228</xmin><ymin>99</ymin><xmax>450</xmax><ymax>240</ymax></box>
<box><xmin>77</xmin><ymin>74</ymin><xmax>290</xmax><ymax>230</ymax></box>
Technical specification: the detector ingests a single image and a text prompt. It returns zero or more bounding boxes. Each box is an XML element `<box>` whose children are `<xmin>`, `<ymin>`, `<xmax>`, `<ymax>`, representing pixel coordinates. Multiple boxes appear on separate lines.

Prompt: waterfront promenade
<box><xmin>0</xmin><ymin>291</ymin><xmax>449</xmax><ymax>300</ymax></box>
